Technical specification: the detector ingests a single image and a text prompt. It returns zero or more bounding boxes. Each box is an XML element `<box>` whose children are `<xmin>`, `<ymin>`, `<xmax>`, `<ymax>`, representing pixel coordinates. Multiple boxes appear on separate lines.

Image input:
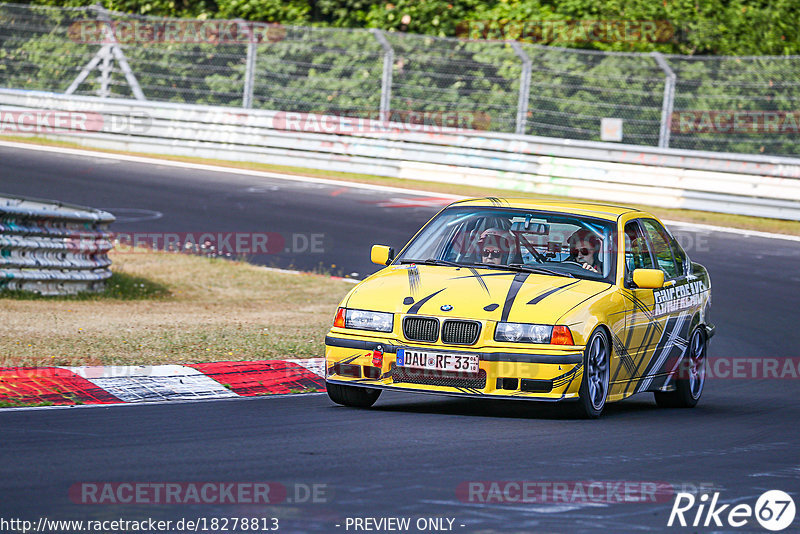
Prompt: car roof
<box><xmin>448</xmin><ymin>197</ymin><xmax>643</xmax><ymax>221</ymax></box>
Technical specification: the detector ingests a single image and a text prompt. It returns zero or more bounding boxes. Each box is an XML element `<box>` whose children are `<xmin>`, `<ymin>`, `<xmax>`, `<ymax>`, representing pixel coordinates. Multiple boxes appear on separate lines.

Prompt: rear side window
<box><xmin>640</xmin><ymin>219</ymin><xmax>678</xmax><ymax>279</ymax></box>
<box><xmin>670</xmin><ymin>235</ymin><xmax>688</xmax><ymax>275</ymax></box>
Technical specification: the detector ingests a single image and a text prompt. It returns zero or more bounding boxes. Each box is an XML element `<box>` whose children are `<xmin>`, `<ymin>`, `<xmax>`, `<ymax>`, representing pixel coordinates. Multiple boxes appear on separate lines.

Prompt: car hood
<box><xmin>346</xmin><ymin>264</ymin><xmax>611</xmax><ymax>324</ymax></box>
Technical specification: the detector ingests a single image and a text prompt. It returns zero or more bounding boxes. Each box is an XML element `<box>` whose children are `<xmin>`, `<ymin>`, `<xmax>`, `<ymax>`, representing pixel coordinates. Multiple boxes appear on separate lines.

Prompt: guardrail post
<box><xmin>510</xmin><ymin>41</ymin><xmax>532</xmax><ymax>136</ymax></box>
<box><xmin>652</xmin><ymin>52</ymin><xmax>676</xmax><ymax>149</ymax></box>
<box><xmin>371</xmin><ymin>29</ymin><xmax>393</xmax><ymax>119</ymax></box>
<box><xmin>242</xmin><ymin>21</ymin><xmax>257</xmax><ymax>109</ymax></box>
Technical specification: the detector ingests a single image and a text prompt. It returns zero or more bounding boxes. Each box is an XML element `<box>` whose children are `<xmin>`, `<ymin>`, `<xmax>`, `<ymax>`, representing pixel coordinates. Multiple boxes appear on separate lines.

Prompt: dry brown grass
<box><xmin>0</xmin><ymin>250</ymin><xmax>352</xmax><ymax>367</ymax></box>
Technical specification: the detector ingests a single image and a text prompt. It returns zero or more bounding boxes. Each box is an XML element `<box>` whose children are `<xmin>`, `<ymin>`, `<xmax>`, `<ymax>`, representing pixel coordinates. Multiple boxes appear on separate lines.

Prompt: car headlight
<box><xmin>495</xmin><ymin>322</ymin><xmax>552</xmax><ymax>343</ymax></box>
<box><xmin>334</xmin><ymin>307</ymin><xmax>393</xmax><ymax>332</ymax></box>
<box><xmin>494</xmin><ymin>323</ymin><xmax>575</xmax><ymax>345</ymax></box>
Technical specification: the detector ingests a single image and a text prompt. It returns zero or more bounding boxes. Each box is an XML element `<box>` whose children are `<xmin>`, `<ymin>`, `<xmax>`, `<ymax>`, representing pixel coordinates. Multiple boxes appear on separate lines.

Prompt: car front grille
<box><xmin>391</xmin><ymin>366</ymin><xmax>487</xmax><ymax>389</ymax></box>
<box><xmin>403</xmin><ymin>316</ymin><xmax>439</xmax><ymax>342</ymax></box>
<box><xmin>441</xmin><ymin>320</ymin><xmax>481</xmax><ymax>345</ymax></box>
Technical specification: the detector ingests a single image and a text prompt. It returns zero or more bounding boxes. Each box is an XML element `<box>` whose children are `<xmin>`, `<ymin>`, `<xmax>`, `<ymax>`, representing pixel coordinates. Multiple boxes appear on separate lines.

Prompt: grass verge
<box><xmin>3</xmin><ymin>134</ymin><xmax>799</xmax><ymax>237</ymax></box>
<box><xmin>0</xmin><ymin>249</ymin><xmax>352</xmax><ymax>367</ymax></box>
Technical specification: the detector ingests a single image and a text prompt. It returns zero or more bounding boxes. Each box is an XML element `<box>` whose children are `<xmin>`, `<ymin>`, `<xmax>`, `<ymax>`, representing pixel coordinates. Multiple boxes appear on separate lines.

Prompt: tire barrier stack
<box><xmin>0</xmin><ymin>194</ymin><xmax>115</xmax><ymax>295</ymax></box>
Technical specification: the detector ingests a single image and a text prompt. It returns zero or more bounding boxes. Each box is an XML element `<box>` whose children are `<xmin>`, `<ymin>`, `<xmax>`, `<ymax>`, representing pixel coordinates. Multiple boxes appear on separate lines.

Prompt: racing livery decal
<box><xmin>654</xmin><ymin>281</ymin><xmax>707</xmax><ymax>316</ymax></box>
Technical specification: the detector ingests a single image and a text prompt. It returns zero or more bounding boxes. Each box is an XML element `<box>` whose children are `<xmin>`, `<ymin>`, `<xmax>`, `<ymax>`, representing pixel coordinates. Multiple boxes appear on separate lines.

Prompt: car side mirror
<box><xmin>632</xmin><ymin>268</ymin><xmax>665</xmax><ymax>289</ymax></box>
<box><xmin>371</xmin><ymin>244</ymin><xmax>394</xmax><ymax>266</ymax></box>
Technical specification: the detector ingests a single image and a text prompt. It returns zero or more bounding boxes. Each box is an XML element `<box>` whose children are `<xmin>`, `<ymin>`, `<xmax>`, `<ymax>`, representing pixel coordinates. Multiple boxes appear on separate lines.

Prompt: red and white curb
<box><xmin>0</xmin><ymin>358</ymin><xmax>326</xmax><ymax>407</ymax></box>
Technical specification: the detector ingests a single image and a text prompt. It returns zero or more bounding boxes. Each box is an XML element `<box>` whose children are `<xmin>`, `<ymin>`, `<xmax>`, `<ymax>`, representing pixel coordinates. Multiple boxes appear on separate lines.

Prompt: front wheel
<box><xmin>654</xmin><ymin>327</ymin><xmax>706</xmax><ymax>408</ymax></box>
<box><xmin>326</xmin><ymin>382</ymin><xmax>381</xmax><ymax>408</ymax></box>
<box><xmin>574</xmin><ymin>328</ymin><xmax>611</xmax><ymax>419</ymax></box>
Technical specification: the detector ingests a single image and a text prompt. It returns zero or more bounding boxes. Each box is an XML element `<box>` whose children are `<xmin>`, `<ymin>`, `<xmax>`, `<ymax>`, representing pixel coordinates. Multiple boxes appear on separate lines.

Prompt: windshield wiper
<box><xmin>506</xmin><ymin>263</ymin><xmax>575</xmax><ymax>278</ymax></box>
<box><xmin>398</xmin><ymin>258</ymin><xmax>463</xmax><ymax>268</ymax></box>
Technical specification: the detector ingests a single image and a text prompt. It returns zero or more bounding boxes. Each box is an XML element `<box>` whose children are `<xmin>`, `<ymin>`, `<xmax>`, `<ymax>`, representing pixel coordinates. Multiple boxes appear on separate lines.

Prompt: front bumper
<box><xmin>325</xmin><ymin>334</ymin><xmax>585</xmax><ymax>401</ymax></box>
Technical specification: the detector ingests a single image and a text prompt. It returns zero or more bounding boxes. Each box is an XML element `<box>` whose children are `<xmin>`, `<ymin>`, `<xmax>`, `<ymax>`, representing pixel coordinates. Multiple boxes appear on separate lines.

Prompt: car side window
<box><xmin>640</xmin><ymin>219</ymin><xmax>678</xmax><ymax>279</ymax></box>
<box><xmin>624</xmin><ymin>221</ymin><xmax>654</xmax><ymax>274</ymax></box>
<box><xmin>669</xmin><ymin>235</ymin><xmax>688</xmax><ymax>275</ymax></box>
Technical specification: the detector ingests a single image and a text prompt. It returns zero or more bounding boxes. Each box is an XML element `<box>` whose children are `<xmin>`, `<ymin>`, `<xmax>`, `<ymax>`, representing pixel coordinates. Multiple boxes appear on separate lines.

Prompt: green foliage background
<box><xmin>3</xmin><ymin>1</ymin><xmax>800</xmax><ymax>155</ymax></box>
<box><xmin>18</xmin><ymin>0</ymin><xmax>800</xmax><ymax>55</ymax></box>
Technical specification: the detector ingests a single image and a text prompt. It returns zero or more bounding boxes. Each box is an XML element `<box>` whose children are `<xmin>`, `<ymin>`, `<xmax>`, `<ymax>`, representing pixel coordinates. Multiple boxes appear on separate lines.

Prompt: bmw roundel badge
<box><xmin>440</xmin><ymin>304</ymin><xmax>453</xmax><ymax>311</ymax></box>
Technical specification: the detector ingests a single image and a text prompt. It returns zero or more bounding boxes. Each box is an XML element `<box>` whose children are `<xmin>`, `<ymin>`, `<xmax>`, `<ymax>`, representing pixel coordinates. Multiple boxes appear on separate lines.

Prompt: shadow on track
<box><xmin>327</xmin><ymin>392</ymin><xmax>672</xmax><ymax>420</ymax></box>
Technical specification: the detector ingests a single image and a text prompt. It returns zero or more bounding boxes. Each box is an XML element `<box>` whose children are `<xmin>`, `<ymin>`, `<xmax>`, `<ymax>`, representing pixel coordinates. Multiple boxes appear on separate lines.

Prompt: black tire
<box><xmin>654</xmin><ymin>327</ymin><xmax>706</xmax><ymax>409</ymax></box>
<box><xmin>574</xmin><ymin>328</ymin><xmax>611</xmax><ymax>419</ymax></box>
<box><xmin>326</xmin><ymin>382</ymin><xmax>381</xmax><ymax>408</ymax></box>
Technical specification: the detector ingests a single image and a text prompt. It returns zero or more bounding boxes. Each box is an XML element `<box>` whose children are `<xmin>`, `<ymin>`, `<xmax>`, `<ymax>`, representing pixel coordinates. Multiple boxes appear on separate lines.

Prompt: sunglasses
<box><xmin>482</xmin><ymin>249</ymin><xmax>502</xmax><ymax>259</ymax></box>
<box><xmin>571</xmin><ymin>248</ymin><xmax>593</xmax><ymax>256</ymax></box>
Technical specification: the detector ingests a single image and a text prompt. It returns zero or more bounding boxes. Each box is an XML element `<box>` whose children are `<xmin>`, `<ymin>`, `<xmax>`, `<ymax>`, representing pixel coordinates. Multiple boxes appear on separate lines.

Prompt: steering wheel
<box><xmin>561</xmin><ymin>259</ymin><xmax>599</xmax><ymax>273</ymax></box>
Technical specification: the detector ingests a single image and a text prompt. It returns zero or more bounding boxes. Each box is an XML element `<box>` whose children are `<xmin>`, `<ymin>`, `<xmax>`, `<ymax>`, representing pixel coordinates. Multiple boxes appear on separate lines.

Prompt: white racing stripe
<box><xmin>636</xmin><ymin>314</ymin><xmax>689</xmax><ymax>393</ymax></box>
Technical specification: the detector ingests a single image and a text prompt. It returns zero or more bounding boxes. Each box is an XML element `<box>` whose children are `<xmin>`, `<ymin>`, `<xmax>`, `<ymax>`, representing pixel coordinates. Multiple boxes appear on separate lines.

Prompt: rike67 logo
<box><xmin>668</xmin><ymin>490</ymin><xmax>796</xmax><ymax>531</ymax></box>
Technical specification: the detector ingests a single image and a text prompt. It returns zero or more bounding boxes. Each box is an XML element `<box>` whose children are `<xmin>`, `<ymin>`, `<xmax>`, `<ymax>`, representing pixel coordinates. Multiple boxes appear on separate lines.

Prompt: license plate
<box><xmin>396</xmin><ymin>349</ymin><xmax>479</xmax><ymax>374</ymax></box>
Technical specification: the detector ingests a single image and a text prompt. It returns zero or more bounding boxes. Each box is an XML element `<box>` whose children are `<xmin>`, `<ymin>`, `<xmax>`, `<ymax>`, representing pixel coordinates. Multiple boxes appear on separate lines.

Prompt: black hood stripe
<box><xmin>500</xmin><ymin>272</ymin><xmax>530</xmax><ymax>322</ymax></box>
<box><xmin>407</xmin><ymin>288</ymin><xmax>446</xmax><ymax>314</ymax></box>
<box><xmin>451</xmin><ymin>272</ymin><xmax>517</xmax><ymax>279</ymax></box>
<box><xmin>527</xmin><ymin>281</ymin><xmax>579</xmax><ymax>305</ymax></box>
<box><xmin>467</xmin><ymin>267</ymin><xmax>490</xmax><ymax>295</ymax></box>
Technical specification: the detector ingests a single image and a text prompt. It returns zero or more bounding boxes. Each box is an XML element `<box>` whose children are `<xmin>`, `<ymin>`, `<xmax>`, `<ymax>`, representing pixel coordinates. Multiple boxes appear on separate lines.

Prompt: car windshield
<box><xmin>395</xmin><ymin>206</ymin><xmax>617</xmax><ymax>282</ymax></box>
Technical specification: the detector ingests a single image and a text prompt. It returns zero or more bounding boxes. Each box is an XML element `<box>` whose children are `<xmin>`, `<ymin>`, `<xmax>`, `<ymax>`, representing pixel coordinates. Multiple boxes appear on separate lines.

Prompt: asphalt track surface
<box><xmin>1</xmin><ymin>145</ymin><xmax>799</xmax><ymax>533</ymax></box>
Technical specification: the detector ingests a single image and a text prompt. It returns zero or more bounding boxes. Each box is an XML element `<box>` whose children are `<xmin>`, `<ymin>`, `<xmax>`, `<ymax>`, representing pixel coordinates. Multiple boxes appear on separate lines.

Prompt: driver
<box><xmin>478</xmin><ymin>228</ymin><xmax>514</xmax><ymax>265</ymax></box>
<box><xmin>567</xmin><ymin>229</ymin><xmax>603</xmax><ymax>273</ymax></box>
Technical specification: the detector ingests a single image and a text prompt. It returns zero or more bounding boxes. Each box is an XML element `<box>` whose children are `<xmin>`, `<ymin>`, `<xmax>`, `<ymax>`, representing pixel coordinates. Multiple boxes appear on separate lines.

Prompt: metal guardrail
<box><xmin>2</xmin><ymin>88</ymin><xmax>800</xmax><ymax>221</ymax></box>
<box><xmin>0</xmin><ymin>193</ymin><xmax>115</xmax><ymax>295</ymax></box>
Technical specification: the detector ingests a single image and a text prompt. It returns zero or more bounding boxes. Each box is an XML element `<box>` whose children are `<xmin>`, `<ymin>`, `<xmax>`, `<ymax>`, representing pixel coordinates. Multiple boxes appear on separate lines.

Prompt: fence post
<box><xmin>652</xmin><ymin>52</ymin><xmax>676</xmax><ymax>149</ymax></box>
<box><xmin>510</xmin><ymin>41</ymin><xmax>532</xmax><ymax>136</ymax></box>
<box><xmin>371</xmin><ymin>29</ymin><xmax>393</xmax><ymax>119</ymax></box>
<box><xmin>242</xmin><ymin>21</ymin><xmax>257</xmax><ymax>109</ymax></box>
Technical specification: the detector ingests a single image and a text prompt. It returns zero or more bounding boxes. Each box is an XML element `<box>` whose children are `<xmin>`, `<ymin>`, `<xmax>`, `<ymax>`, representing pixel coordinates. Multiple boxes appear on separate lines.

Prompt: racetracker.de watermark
<box><xmin>690</xmin><ymin>357</ymin><xmax>800</xmax><ymax>380</ymax></box>
<box><xmin>68</xmin><ymin>20</ymin><xmax>286</xmax><ymax>44</ymax></box>
<box><xmin>671</xmin><ymin>111</ymin><xmax>800</xmax><ymax>134</ymax></box>
<box><xmin>456</xmin><ymin>20</ymin><xmax>677</xmax><ymax>43</ymax></box>
<box><xmin>68</xmin><ymin>482</ymin><xmax>328</xmax><ymax>505</ymax></box>
<box><xmin>0</xmin><ymin>109</ymin><xmax>151</xmax><ymax>135</ymax></box>
<box><xmin>69</xmin><ymin>232</ymin><xmax>325</xmax><ymax>255</ymax></box>
<box><xmin>457</xmin><ymin>481</ymin><xmax>677</xmax><ymax>504</ymax></box>
<box><xmin>271</xmin><ymin>110</ymin><xmax>492</xmax><ymax>134</ymax></box>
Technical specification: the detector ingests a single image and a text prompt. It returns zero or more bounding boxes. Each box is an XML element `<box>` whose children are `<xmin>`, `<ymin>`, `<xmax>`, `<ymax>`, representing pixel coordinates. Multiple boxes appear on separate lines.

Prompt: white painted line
<box><xmin>0</xmin><ymin>140</ymin><xmax>462</xmax><ymax>200</ymax></box>
<box><xmin>662</xmin><ymin>218</ymin><xmax>800</xmax><ymax>242</ymax></box>
<box><xmin>2</xmin><ymin>140</ymin><xmax>797</xmax><ymax>242</ymax></box>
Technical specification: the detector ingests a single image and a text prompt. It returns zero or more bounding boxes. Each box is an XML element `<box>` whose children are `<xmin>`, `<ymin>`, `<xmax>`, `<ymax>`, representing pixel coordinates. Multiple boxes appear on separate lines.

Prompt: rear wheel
<box><xmin>654</xmin><ymin>327</ymin><xmax>706</xmax><ymax>408</ymax></box>
<box><xmin>326</xmin><ymin>382</ymin><xmax>381</xmax><ymax>408</ymax></box>
<box><xmin>574</xmin><ymin>328</ymin><xmax>611</xmax><ymax>419</ymax></box>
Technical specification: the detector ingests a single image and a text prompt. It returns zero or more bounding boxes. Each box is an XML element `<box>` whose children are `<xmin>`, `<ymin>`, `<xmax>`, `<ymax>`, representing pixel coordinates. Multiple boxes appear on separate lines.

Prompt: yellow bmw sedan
<box><xmin>324</xmin><ymin>198</ymin><xmax>714</xmax><ymax>418</ymax></box>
